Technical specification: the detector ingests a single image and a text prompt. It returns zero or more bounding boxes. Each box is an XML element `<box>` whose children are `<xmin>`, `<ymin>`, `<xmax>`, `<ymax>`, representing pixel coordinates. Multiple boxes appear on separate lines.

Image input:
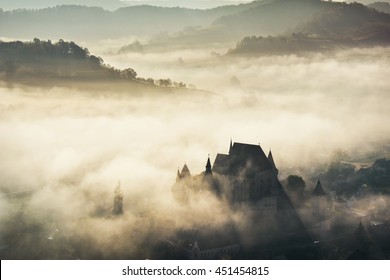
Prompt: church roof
<box><xmin>213</xmin><ymin>142</ymin><xmax>272</xmax><ymax>177</ymax></box>
<box><xmin>313</xmin><ymin>180</ymin><xmax>326</xmax><ymax>196</ymax></box>
<box><xmin>212</xmin><ymin>154</ymin><xmax>230</xmax><ymax>174</ymax></box>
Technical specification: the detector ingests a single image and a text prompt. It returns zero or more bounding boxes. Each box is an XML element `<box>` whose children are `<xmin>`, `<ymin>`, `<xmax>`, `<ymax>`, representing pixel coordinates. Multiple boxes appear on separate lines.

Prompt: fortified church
<box><xmin>171</xmin><ymin>140</ymin><xmax>311</xmax><ymax>259</ymax></box>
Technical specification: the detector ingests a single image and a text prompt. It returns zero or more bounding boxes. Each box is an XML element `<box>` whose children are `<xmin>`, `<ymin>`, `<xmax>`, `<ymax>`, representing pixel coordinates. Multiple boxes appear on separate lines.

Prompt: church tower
<box><xmin>203</xmin><ymin>154</ymin><xmax>221</xmax><ymax>196</ymax></box>
<box><xmin>312</xmin><ymin>180</ymin><xmax>327</xmax><ymax>218</ymax></box>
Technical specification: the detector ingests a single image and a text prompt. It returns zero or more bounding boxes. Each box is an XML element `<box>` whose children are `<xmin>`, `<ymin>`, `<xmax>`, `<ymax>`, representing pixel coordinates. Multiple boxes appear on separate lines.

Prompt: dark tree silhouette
<box><xmin>157</xmin><ymin>79</ymin><xmax>172</xmax><ymax>87</ymax></box>
<box><xmin>286</xmin><ymin>175</ymin><xmax>306</xmax><ymax>191</ymax></box>
<box><xmin>122</xmin><ymin>68</ymin><xmax>137</xmax><ymax>79</ymax></box>
<box><xmin>113</xmin><ymin>182</ymin><xmax>123</xmax><ymax>216</ymax></box>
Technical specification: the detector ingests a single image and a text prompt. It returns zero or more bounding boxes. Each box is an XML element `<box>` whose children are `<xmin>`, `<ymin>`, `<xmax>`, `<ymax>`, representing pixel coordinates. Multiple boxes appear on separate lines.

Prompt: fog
<box><xmin>1</xmin><ymin>46</ymin><xmax>389</xmax><ymax>258</ymax></box>
<box><xmin>101</xmin><ymin>46</ymin><xmax>390</xmax><ymax>164</ymax></box>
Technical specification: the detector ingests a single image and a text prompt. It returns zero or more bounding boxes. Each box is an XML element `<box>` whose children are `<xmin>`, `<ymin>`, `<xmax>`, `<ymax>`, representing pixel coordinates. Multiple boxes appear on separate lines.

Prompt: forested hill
<box><xmin>0</xmin><ymin>2</ymin><xmax>262</xmax><ymax>41</ymax></box>
<box><xmin>227</xmin><ymin>1</ymin><xmax>390</xmax><ymax>55</ymax></box>
<box><xmin>0</xmin><ymin>39</ymin><xmax>188</xmax><ymax>90</ymax></box>
<box><xmin>126</xmin><ymin>0</ymin><xmax>390</xmax><ymax>49</ymax></box>
<box><xmin>0</xmin><ymin>0</ymin><xmax>125</xmax><ymax>11</ymax></box>
<box><xmin>213</xmin><ymin>0</ymin><xmax>390</xmax><ymax>41</ymax></box>
<box><xmin>368</xmin><ymin>2</ymin><xmax>390</xmax><ymax>14</ymax></box>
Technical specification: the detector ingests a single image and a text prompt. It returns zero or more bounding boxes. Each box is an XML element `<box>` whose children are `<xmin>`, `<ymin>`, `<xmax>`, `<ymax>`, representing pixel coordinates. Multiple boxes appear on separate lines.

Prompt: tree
<box><xmin>286</xmin><ymin>175</ymin><xmax>306</xmax><ymax>191</ymax></box>
<box><xmin>113</xmin><ymin>182</ymin><xmax>123</xmax><ymax>216</ymax></box>
<box><xmin>122</xmin><ymin>68</ymin><xmax>137</xmax><ymax>79</ymax></box>
<box><xmin>157</xmin><ymin>78</ymin><xmax>172</xmax><ymax>87</ymax></box>
<box><xmin>286</xmin><ymin>175</ymin><xmax>306</xmax><ymax>205</ymax></box>
<box><xmin>89</xmin><ymin>55</ymin><xmax>103</xmax><ymax>67</ymax></box>
<box><xmin>146</xmin><ymin>78</ymin><xmax>155</xmax><ymax>85</ymax></box>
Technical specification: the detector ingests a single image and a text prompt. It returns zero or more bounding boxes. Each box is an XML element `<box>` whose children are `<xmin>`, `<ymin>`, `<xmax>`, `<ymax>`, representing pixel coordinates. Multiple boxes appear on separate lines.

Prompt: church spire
<box><xmin>205</xmin><ymin>154</ymin><xmax>212</xmax><ymax>174</ymax></box>
<box><xmin>181</xmin><ymin>163</ymin><xmax>191</xmax><ymax>178</ymax></box>
<box><xmin>229</xmin><ymin>138</ymin><xmax>233</xmax><ymax>154</ymax></box>
<box><xmin>313</xmin><ymin>180</ymin><xmax>326</xmax><ymax>196</ymax></box>
<box><xmin>176</xmin><ymin>167</ymin><xmax>181</xmax><ymax>182</ymax></box>
<box><xmin>268</xmin><ymin>149</ymin><xmax>279</xmax><ymax>174</ymax></box>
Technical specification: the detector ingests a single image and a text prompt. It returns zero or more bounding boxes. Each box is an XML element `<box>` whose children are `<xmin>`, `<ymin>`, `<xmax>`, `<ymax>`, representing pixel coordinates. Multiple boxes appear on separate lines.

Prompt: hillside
<box><xmin>213</xmin><ymin>0</ymin><xmax>325</xmax><ymax>38</ymax></box>
<box><xmin>215</xmin><ymin>0</ymin><xmax>390</xmax><ymax>40</ymax></box>
<box><xmin>142</xmin><ymin>0</ymin><xmax>390</xmax><ymax>49</ymax></box>
<box><xmin>0</xmin><ymin>2</ymin><xmax>263</xmax><ymax>41</ymax></box>
<box><xmin>0</xmin><ymin>39</ymin><xmax>190</xmax><ymax>92</ymax></box>
<box><xmin>2</xmin><ymin>1</ymin><xmax>390</xmax><ymax>47</ymax></box>
<box><xmin>298</xmin><ymin>2</ymin><xmax>390</xmax><ymax>40</ymax></box>
<box><xmin>0</xmin><ymin>0</ymin><xmax>126</xmax><ymax>11</ymax></box>
<box><xmin>368</xmin><ymin>2</ymin><xmax>390</xmax><ymax>14</ymax></box>
<box><xmin>228</xmin><ymin>34</ymin><xmax>337</xmax><ymax>55</ymax></box>
<box><xmin>228</xmin><ymin>1</ymin><xmax>390</xmax><ymax>55</ymax></box>
<box><xmin>0</xmin><ymin>0</ymin><xmax>254</xmax><ymax>10</ymax></box>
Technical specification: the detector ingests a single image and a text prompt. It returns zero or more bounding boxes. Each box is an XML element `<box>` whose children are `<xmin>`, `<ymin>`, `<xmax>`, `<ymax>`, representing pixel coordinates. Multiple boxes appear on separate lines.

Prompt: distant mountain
<box><xmin>213</xmin><ymin>0</ymin><xmax>325</xmax><ymax>38</ymax></box>
<box><xmin>2</xmin><ymin>0</ymin><xmax>390</xmax><ymax>49</ymax></box>
<box><xmin>0</xmin><ymin>2</ymin><xmax>263</xmax><ymax>41</ymax></box>
<box><xmin>0</xmin><ymin>39</ymin><xmax>191</xmax><ymax>92</ymax></box>
<box><xmin>227</xmin><ymin>1</ymin><xmax>390</xmax><ymax>55</ymax></box>
<box><xmin>298</xmin><ymin>2</ymin><xmax>390</xmax><ymax>39</ymax></box>
<box><xmin>212</xmin><ymin>0</ymin><xmax>390</xmax><ymax>39</ymax></box>
<box><xmin>122</xmin><ymin>0</ymin><xmax>253</xmax><ymax>9</ymax></box>
<box><xmin>0</xmin><ymin>0</ymin><xmax>255</xmax><ymax>10</ymax></box>
<box><xmin>144</xmin><ymin>0</ymin><xmax>390</xmax><ymax>49</ymax></box>
<box><xmin>352</xmin><ymin>158</ymin><xmax>390</xmax><ymax>194</ymax></box>
<box><xmin>0</xmin><ymin>0</ymin><xmax>126</xmax><ymax>11</ymax></box>
<box><xmin>228</xmin><ymin>34</ymin><xmax>338</xmax><ymax>55</ymax></box>
<box><xmin>368</xmin><ymin>2</ymin><xmax>390</xmax><ymax>14</ymax></box>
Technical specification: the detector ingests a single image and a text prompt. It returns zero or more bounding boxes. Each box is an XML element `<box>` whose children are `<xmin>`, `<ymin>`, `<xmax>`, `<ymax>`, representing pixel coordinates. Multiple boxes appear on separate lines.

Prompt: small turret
<box><xmin>312</xmin><ymin>180</ymin><xmax>327</xmax><ymax>218</ymax></box>
<box><xmin>181</xmin><ymin>163</ymin><xmax>191</xmax><ymax>178</ymax></box>
<box><xmin>205</xmin><ymin>155</ymin><xmax>212</xmax><ymax>174</ymax></box>
<box><xmin>229</xmin><ymin>139</ymin><xmax>233</xmax><ymax>154</ymax></box>
<box><xmin>176</xmin><ymin>168</ymin><xmax>181</xmax><ymax>182</ymax></box>
<box><xmin>313</xmin><ymin>180</ymin><xmax>326</xmax><ymax>196</ymax></box>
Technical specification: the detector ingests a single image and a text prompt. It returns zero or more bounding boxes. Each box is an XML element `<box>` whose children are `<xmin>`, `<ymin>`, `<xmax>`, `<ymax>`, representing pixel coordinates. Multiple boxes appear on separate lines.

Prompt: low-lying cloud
<box><xmin>0</xmin><ymin>46</ymin><xmax>389</xmax><ymax>259</ymax></box>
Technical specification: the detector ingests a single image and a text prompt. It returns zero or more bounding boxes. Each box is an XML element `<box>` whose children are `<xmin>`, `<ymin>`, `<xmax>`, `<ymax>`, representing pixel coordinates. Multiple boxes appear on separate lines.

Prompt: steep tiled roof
<box><xmin>213</xmin><ymin>142</ymin><xmax>272</xmax><ymax>177</ymax></box>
